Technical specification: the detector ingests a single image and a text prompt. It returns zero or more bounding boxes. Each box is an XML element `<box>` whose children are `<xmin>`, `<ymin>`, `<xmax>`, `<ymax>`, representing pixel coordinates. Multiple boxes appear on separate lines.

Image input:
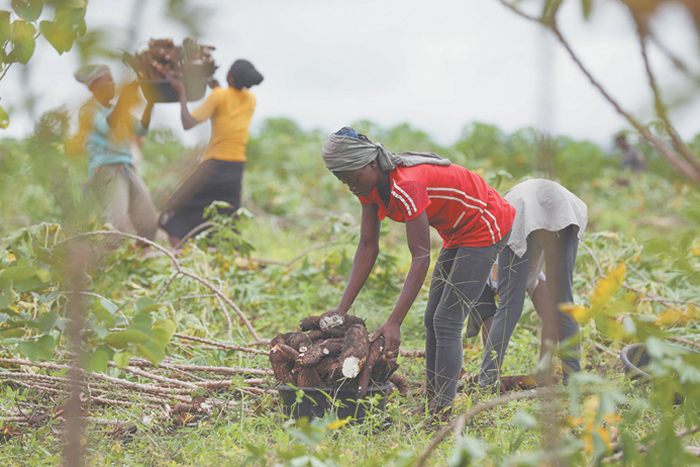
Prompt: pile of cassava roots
<box><xmin>123</xmin><ymin>38</ymin><xmax>217</xmax><ymax>81</ymax></box>
<box><xmin>268</xmin><ymin>312</ymin><xmax>407</xmax><ymax>396</ymax></box>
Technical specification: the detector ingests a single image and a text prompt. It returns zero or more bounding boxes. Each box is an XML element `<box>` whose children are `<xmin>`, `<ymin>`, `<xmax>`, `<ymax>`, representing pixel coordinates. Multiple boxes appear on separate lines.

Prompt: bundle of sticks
<box><xmin>123</xmin><ymin>38</ymin><xmax>217</xmax><ymax>81</ymax></box>
<box><xmin>269</xmin><ymin>312</ymin><xmax>408</xmax><ymax>397</ymax></box>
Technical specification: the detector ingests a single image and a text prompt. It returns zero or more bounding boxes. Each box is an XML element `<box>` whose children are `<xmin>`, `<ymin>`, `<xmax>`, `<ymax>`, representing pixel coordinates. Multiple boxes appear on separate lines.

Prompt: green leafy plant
<box><xmin>0</xmin><ymin>0</ymin><xmax>88</xmax><ymax>128</ymax></box>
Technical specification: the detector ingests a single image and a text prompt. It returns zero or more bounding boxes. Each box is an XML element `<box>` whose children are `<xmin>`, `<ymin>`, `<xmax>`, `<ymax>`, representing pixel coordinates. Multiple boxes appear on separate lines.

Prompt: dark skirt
<box><xmin>159</xmin><ymin>159</ymin><xmax>244</xmax><ymax>239</ymax></box>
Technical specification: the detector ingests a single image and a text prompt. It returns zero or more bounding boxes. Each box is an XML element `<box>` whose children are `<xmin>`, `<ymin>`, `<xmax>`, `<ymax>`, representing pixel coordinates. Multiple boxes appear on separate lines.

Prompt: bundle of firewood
<box><xmin>123</xmin><ymin>38</ymin><xmax>217</xmax><ymax>81</ymax></box>
<box><xmin>269</xmin><ymin>312</ymin><xmax>407</xmax><ymax>397</ymax></box>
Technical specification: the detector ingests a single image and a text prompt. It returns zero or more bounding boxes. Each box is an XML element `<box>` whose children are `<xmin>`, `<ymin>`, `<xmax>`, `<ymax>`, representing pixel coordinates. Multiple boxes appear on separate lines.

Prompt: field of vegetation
<box><xmin>1</xmin><ymin>112</ymin><xmax>699</xmax><ymax>466</ymax></box>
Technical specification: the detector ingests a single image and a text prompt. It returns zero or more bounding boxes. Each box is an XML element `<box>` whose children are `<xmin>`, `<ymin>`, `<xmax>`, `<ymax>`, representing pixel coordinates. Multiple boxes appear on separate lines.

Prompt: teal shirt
<box><xmin>79</xmin><ymin>100</ymin><xmax>147</xmax><ymax>177</ymax></box>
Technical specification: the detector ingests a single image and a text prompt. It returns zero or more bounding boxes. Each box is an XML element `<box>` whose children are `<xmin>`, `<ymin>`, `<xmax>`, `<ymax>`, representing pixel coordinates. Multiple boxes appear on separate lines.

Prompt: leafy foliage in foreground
<box><xmin>0</xmin><ymin>116</ymin><xmax>699</xmax><ymax>465</ymax></box>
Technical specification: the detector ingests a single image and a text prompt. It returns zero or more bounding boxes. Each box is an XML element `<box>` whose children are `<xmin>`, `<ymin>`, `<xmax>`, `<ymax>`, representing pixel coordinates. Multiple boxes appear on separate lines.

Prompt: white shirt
<box><xmin>504</xmin><ymin>179</ymin><xmax>588</xmax><ymax>257</ymax></box>
<box><xmin>487</xmin><ymin>179</ymin><xmax>588</xmax><ymax>296</ymax></box>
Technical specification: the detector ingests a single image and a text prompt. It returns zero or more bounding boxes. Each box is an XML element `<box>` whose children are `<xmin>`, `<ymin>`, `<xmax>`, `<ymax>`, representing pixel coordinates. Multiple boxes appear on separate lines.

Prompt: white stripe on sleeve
<box><xmin>393</xmin><ymin>180</ymin><xmax>417</xmax><ymax>214</ymax></box>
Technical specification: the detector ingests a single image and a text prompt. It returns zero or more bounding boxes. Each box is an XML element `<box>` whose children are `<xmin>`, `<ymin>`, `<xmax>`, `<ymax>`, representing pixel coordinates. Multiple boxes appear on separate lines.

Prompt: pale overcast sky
<box><xmin>1</xmin><ymin>0</ymin><xmax>699</xmax><ymax>147</ymax></box>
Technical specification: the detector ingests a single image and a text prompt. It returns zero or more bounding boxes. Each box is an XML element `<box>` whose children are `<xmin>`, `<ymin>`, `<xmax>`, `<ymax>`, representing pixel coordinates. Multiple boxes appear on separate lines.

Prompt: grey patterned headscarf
<box><xmin>321</xmin><ymin>127</ymin><xmax>451</xmax><ymax>172</ymax></box>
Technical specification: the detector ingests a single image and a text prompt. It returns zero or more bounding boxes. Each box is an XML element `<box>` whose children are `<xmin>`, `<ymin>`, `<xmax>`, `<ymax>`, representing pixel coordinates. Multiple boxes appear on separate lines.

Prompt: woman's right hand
<box><xmin>162</xmin><ymin>69</ymin><xmax>186</xmax><ymax>97</ymax></box>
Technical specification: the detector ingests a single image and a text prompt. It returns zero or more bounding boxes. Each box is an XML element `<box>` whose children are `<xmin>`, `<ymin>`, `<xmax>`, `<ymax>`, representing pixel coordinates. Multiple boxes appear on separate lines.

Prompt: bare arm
<box><xmin>106</xmin><ymin>81</ymin><xmax>140</xmax><ymax>130</ymax></box>
<box><xmin>169</xmin><ymin>79</ymin><xmax>201</xmax><ymax>130</ymax></box>
<box><xmin>372</xmin><ymin>210</ymin><xmax>431</xmax><ymax>351</ymax></box>
<box><xmin>333</xmin><ymin>202</ymin><xmax>382</xmax><ymax>313</ymax></box>
<box><xmin>140</xmin><ymin>102</ymin><xmax>154</xmax><ymax>129</ymax></box>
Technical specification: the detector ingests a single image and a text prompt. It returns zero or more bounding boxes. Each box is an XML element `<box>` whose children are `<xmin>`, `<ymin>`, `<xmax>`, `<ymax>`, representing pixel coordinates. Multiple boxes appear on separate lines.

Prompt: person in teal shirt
<box><xmin>75</xmin><ymin>65</ymin><xmax>158</xmax><ymax>241</ymax></box>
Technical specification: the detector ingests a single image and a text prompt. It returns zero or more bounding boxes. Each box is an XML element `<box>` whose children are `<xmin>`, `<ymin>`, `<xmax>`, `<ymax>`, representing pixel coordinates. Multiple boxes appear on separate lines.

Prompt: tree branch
<box><xmin>412</xmin><ymin>387</ymin><xmax>563</xmax><ymax>467</ymax></box>
<box><xmin>52</xmin><ymin>230</ymin><xmax>262</xmax><ymax>342</ymax></box>
<box><xmin>637</xmin><ymin>24</ymin><xmax>700</xmax><ymax>173</ymax></box>
<box><xmin>495</xmin><ymin>0</ymin><xmax>700</xmax><ymax>184</ymax></box>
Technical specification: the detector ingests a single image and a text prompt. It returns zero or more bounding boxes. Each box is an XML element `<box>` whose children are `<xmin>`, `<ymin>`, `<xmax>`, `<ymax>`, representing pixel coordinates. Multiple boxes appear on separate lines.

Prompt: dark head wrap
<box><xmin>228</xmin><ymin>59</ymin><xmax>264</xmax><ymax>90</ymax></box>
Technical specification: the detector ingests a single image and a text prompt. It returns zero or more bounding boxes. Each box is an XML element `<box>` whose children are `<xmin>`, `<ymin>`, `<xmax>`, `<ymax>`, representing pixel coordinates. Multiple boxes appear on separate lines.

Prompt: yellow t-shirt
<box><xmin>191</xmin><ymin>87</ymin><xmax>256</xmax><ymax>162</ymax></box>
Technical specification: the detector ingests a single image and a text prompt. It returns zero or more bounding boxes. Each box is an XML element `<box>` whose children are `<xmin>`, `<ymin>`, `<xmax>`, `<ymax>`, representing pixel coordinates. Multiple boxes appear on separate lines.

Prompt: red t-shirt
<box><xmin>358</xmin><ymin>164</ymin><xmax>515</xmax><ymax>248</ymax></box>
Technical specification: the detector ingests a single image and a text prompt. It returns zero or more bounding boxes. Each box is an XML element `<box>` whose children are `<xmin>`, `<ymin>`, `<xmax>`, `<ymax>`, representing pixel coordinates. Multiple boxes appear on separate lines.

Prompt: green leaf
<box><xmin>76</xmin><ymin>18</ymin><xmax>85</xmax><ymax>37</ymax></box>
<box><xmin>39</xmin><ymin>20</ymin><xmax>75</xmax><ymax>54</ymax></box>
<box><xmin>38</xmin><ymin>311</ymin><xmax>57</xmax><ymax>333</ymax></box>
<box><xmin>59</xmin><ymin>0</ymin><xmax>87</xmax><ymax>8</ymax></box>
<box><xmin>541</xmin><ymin>0</ymin><xmax>564</xmax><ymax>25</ymax></box>
<box><xmin>94</xmin><ymin>323</ymin><xmax>109</xmax><ymax>339</ymax></box>
<box><xmin>1</xmin><ymin>266</ymin><xmax>36</xmax><ymax>281</ymax></box>
<box><xmin>136</xmin><ymin>341</ymin><xmax>165</xmax><ymax>366</ymax></box>
<box><xmin>0</xmin><ymin>289</ymin><xmax>11</xmax><ymax>309</ymax></box>
<box><xmin>104</xmin><ymin>329</ymin><xmax>150</xmax><ymax>348</ymax></box>
<box><xmin>11</xmin><ymin>0</ymin><xmax>43</xmax><ymax>22</ymax></box>
<box><xmin>113</xmin><ymin>351</ymin><xmax>131</xmax><ymax>369</ymax></box>
<box><xmin>581</xmin><ymin>0</ymin><xmax>592</xmax><ymax>20</ymax></box>
<box><xmin>152</xmin><ymin>319</ymin><xmax>176</xmax><ymax>347</ymax></box>
<box><xmin>0</xmin><ymin>104</ymin><xmax>6</xmax><ymax>130</ymax></box>
<box><xmin>35</xmin><ymin>268</ymin><xmax>50</xmax><ymax>283</ymax></box>
<box><xmin>99</xmin><ymin>298</ymin><xmax>118</xmax><ymax>315</ymax></box>
<box><xmin>10</xmin><ymin>20</ymin><xmax>36</xmax><ymax>64</ymax></box>
<box><xmin>36</xmin><ymin>334</ymin><xmax>54</xmax><ymax>360</ymax></box>
<box><xmin>19</xmin><ymin>340</ymin><xmax>38</xmax><ymax>362</ymax></box>
<box><xmin>136</xmin><ymin>296</ymin><xmax>161</xmax><ymax>314</ymax></box>
<box><xmin>0</xmin><ymin>11</ymin><xmax>10</xmax><ymax>43</ymax></box>
<box><xmin>645</xmin><ymin>239</ymin><xmax>671</xmax><ymax>257</ymax></box>
<box><xmin>2</xmin><ymin>328</ymin><xmax>25</xmax><ymax>338</ymax></box>
<box><xmin>130</xmin><ymin>313</ymin><xmax>153</xmax><ymax>333</ymax></box>
<box><xmin>86</xmin><ymin>345</ymin><xmax>113</xmax><ymax>373</ymax></box>
<box><xmin>91</xmin><ymin>300</ymin><xmax>115</xmax><ymax>328</ymax></box>
<box><xmin>679</xmin><ymin>233</ymin><xmax>694</xmax><ymax>257</ymax></box>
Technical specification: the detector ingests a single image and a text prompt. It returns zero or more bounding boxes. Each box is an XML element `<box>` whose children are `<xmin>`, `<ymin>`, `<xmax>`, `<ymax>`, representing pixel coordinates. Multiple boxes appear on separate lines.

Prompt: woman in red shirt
<box><xmin>321</xmin><ymin>127</ymin><xmax>515</xmax><ymax>417</ymax></box>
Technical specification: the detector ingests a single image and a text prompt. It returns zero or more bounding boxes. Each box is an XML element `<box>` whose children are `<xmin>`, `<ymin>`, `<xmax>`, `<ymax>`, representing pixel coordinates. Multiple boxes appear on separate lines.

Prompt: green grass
<box><xmin>1</xmin><ymin>117</ymin><xmax>700</xmax><ymax>466</ymax></box>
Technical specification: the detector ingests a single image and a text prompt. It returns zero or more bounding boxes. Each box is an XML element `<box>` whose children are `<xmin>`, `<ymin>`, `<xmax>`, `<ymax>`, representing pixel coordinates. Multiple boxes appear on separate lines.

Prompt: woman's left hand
<box><xmin>371</xmin><ymin>320</ymin><xmax>401</xmax><ymax>352</ymax></box>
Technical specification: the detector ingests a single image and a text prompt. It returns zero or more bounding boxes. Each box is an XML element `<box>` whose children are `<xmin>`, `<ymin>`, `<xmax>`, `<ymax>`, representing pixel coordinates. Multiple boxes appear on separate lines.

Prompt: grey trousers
<box><xmin>475</xmin><ymin>226</ymin><xmax>582</xmax><ymax>388</ymax></box>
<box><xmin>92</xmin><ymin>164</ymin><xmax>158</xmax><ymax>241</ymax></box>
<box><xmin>424</xmin><ymin>232</ymin><xmax>510</xmax><ymax>407</ymax></box>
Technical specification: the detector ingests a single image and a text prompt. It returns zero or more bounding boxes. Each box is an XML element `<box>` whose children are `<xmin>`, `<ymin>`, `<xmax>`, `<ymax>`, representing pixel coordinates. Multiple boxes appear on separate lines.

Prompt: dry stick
<box><xmin>399</xmin><ymin>349</ymin><xmax>425</xmax><ymax>358</ymax></box>
<box><xmin>53</xmin><ymin>230</ymin><xmax>262</xmax><ymax>342</ymax></box>
<box><xmin>119</xmin><ymin>365</ymin><xmax>201</xmax><ymax>390</ymax></box>
<box><xmin>155</xmin><ymin>271</ymin><xmax>180</xmax><ymax>302</ymax></box>
<box><xmin>11</xmin><ymin>379</ymin><xmax>61</xmax><ymax>395</ymax></box>
<box><xmin>602</xmin><ymin>425</ymin><xmax>698</xmax><ymax>463</ymax></box>
<box><xmin>622</xmin><ymin>283</ymin><xmax>700</xmax><ymax>308</ymax></box>
<box><xmin>667</xmin><ymin>336</ymin><xmax>700</xmax><ymax>351</ymax></box>
<box><xmin>126</xmin><ymin>358</ymin><xmax>273</xmax><ymax>377</ymax></box>
<box><xmin>412</xmin><ymin>387</ymin><xmax>563</xmax><ymax>467</ymax></box>
<box><xmin>590</xmin><ymin>341</ymin><xmax>619</xmax><ymax>358</ymax></box>
<box><xmin>579</xmin><ymin>242</ymin><xmax>604</xmax><ymax>277</ymax></box>
<box><xmin>0</xmin><ymin>371</ymin><xmax>189</xmax><ymax>403</ymax></box>
<box><xmin>173</xmin><ymin>333</ymin><xmax>270</xmax><ymax>356</ymax></box>
<box><xmin>174</xmin><ymin>221</ymin><xmax>214</xmax><ymax>250</ymax></box>
<box><xmin>0</xmin><ymin>358</ymin><xmax>190</xmax><ymax>402</ymax></box>
<box><xmin>86</xmin><ymin>373</ymin><xmax>191</xmax><ymax>402</ymax></box>
<box><xmin>162</xmin><ymin>294</ymin><xmax>217</xmax><ymax>303</ymax></box>
<box><xmin>214</xmin><ymin>278</ymin><xmax>234</xmax><ymax>338</ymax></box>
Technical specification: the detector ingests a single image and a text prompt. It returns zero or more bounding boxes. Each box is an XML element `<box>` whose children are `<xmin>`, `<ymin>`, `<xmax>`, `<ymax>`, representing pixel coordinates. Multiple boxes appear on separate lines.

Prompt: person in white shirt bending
<box><xmin>466</xmin><ymin>179</ymin><xmax>588</xmax><ymax>389</ymax></box>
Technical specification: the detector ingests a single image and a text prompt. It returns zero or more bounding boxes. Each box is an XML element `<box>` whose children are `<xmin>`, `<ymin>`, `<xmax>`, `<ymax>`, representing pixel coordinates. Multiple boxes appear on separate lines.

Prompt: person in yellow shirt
<box><xmin>160</xmin><ymin>59</ymin><xmax>263</xmax><ymax>246</ymax></box>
